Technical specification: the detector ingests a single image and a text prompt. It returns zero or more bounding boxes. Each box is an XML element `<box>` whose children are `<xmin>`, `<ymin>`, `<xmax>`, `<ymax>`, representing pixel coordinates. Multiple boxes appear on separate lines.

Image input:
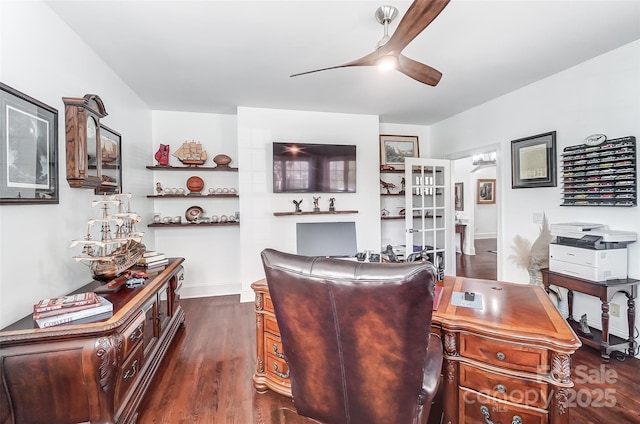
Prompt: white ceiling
<box><xmin>45</xmin><ymin>0</ymin><xmax>640</xmax><ymax>126</ymax></box>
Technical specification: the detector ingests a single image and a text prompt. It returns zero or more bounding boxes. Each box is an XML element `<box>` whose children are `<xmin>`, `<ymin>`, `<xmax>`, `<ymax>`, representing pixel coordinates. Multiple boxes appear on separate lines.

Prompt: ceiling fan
<box><xmin>291</xmin><ymin>0</ymin><xmax>450</xmax><ymax>86</ymax></box>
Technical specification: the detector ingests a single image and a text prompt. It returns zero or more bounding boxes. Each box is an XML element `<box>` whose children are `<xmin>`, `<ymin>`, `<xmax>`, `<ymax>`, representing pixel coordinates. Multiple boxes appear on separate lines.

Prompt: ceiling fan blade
<box><xmin>380</xmin><ymin>0</ymin><xmax>451</xmax><ymax>56</ymax></box>
<box><xmin>397</xmin><ymin>54</ymin><xmax>442</xmax><ymax>86</ymax></box>
<box><xmin>290</xmin><ymin>51</ymin><xmax>379</xmax><ymax>78</ymax></box>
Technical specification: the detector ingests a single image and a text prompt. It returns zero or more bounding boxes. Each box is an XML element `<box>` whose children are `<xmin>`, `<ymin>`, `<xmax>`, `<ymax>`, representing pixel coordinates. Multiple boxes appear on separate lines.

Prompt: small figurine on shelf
<box><xmin>313</xmin><ymin>196</ymin><xmax>320</xmax><ymax>212</ymax></box>
<box><xmin>579</xmin><ymin>313</ymin><xmax>594</xmax><ymax>338</ymax></box>
<box><xmin>329</xmin><ymin>197</ymin><xmax>335</xmax><ymax>212</ymax></box>
<box><xmin>380</xmin><ymin>179</ymin><xmax>396</xmax><ymax>194</ymax></box>
<box><xmin>399</xmin><ymin>177</ymin><xmax>406</xmax><ymax>195</ymax></box>
<box><xmin>154</xmin><ymin>144</ymin><xmax>170</xmax><ymax>166</ymax></box>
<box><xmin>155</xmin><ymin>182</ymin><xmax>163</xmax><ymax>195</ymax></box>
<box><xmin>293</xmin><ymin>199</ymin><xmax>303</xmax><ymax>213</ymax></box>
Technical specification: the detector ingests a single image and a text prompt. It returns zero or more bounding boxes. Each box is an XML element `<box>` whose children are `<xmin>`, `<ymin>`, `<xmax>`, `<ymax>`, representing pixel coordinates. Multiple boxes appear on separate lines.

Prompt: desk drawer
<box><xmin>459</xmin><ymin>363</ymin><xmax>549</xmax><ymax>409</ymax></box>
<box><xmin>460</xmin><ymin>388</ymin><xmax>546</xmax><ymax>424</ymax></box>
<box><xmin>266</xmin><ymin>354</ymin><xmax>290</xmax><ymax>383</ymax></box>
<box><xmin>460</xmin><ymin>333</ymin><xmax>547</xmax><ymax>373</ymax></box>
<box><xmin>264</xmin><ymin>295</ymin><xmax>274</xmax><ymax>313</ymax></box>
<box><xmin>115</xmin><ymin>342</ymin><xmax>143</xmax><ymax>407</ymax></box>
<box><xmin>264</xmin><ymin>314</ymin><xmax>280</xmax><ymax>335</ymax></box>
<box><xmin>121</xmin><ymin>311</ymin><xmax>145</xmax><ymax>359</ymax></box>
<box><xmin>265</xmin><ymin>332</ymin><xmax>286</xmax><ymax>360</ymax></box>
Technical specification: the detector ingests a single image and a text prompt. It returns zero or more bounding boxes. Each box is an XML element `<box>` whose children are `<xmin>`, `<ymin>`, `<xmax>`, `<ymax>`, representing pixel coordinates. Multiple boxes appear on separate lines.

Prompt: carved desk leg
<box><xmin>442</xmin><ymin>331</ymin><xmax>459</xmax><ymax>424</ymax></box>
<box><xmin>253</xmin><ymin>292</ymin><xmax>268</xmax><ymax>393</ymax></box>
<box><xmin>549</xmin><ymin>352</ymin><xmax>573</xmax><ymax>424</ymax></box>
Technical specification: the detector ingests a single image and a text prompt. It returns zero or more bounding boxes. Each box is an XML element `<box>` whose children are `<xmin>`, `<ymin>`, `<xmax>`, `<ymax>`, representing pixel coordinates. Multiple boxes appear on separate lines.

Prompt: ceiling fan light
<box><xmin>377</xmin><ymin>55</ymin><xmax>398</xmax><ymax>72</ymax></box>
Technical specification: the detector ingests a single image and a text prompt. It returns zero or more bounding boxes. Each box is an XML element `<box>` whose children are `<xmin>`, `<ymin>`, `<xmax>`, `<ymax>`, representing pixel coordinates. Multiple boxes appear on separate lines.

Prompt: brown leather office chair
<box><xmin>260</xmin><ymin>249</ymin><xmax>443</xmax><ymax>424</ymax></box>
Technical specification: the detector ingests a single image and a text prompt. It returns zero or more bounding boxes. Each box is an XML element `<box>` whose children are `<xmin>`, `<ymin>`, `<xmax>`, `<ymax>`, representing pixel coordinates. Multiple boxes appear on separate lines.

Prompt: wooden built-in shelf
<box><xmin>382</xmin><ymin>215</ymin><xmax>443</xmax><ymax>220</ymax></box>
<box><xmin>273</xmin><ymin>210</ymin><xmax>358</xmax><ymax>217</ymax></box>
<box><xmin>148</xmin><ymin>222</ymin><xmax>239</xmax><ymax>228</ymax></box>
<box><xmin>147</xmin><ymin>194</ymin><xmax>238</xmax><ymax>199</ymax></box>
<box><xmin>146</xmin><ymin>165</ymin><xmax>238</xmax><ymax>171</ymax></box>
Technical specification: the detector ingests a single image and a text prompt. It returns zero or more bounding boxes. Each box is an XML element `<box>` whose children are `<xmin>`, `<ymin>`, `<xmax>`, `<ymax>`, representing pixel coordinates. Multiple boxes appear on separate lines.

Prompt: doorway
<box><xmin>448</xmin><ymin>147</ymin><xmax>501</xmax><ymax>280</ymax></box>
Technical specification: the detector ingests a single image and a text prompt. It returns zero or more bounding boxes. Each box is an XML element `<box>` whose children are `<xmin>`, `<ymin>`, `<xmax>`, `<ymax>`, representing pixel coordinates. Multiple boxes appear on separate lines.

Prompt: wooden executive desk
<box><xmin>252</xmin><ymin>276</ymin><xmax>581</xmax><ymax>424</ymax></box>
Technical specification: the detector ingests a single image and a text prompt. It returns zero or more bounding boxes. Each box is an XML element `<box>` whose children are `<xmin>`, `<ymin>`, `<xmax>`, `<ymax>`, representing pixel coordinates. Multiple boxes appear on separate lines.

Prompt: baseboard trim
<box><xmin>180</xmin><ymin>282</ymin><xmax>241</xmax><ymax>299</ymax></box>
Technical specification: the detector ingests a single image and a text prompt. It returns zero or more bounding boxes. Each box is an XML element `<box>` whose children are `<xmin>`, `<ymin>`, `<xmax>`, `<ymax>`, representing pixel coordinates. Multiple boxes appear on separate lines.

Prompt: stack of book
<box><xmin>33</xmin><ymin>292</ymin><xmax>113</xmax><ymax>328</ymax></box>
<box><xmin>136</xmin><ymin>251</ymin><xmax>168</xmax><ymax>269</ymax></box>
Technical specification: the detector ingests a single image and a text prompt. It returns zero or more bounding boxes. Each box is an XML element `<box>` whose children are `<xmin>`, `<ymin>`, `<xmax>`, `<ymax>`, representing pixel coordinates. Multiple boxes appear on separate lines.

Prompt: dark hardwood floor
<box><xmin>456</xmin><ymin>237</ymin><xmax>497</xmax><ymax>280</ymax></box>
<box><xmin>137</xmin><ymin>245</ymin><xmax>639</xmax><ymax>423</ymax></box>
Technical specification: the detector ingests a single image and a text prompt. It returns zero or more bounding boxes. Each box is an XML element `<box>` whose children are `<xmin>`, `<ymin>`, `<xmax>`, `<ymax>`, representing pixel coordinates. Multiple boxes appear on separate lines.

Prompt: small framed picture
<box><xmin>380</xmin><ymin>134</ymin><xmax>419</xmax><ymax>169</ymax></box>
<box><xmin>477</xmin><ymin>179</ymin><xmax>495</xmax><ymax>204</ymax></box>
<box><xmin>454</xmin><ymin>182</ymin><xmax>464</xmax><ymax>211</ymax></box>
<box><xmin>511</xmin><ymin>131</ymin><xmax>557</xmax><ymax>188</ymax></box>
<box><xmin>1</xmin><ymin>83</ymin><xmax>59</xmax><ymax>204</ymax></box>
<box><xmin>95</xmin><ymin>124</ymin><xmax>122</xmax><ymax>195</ymax></box>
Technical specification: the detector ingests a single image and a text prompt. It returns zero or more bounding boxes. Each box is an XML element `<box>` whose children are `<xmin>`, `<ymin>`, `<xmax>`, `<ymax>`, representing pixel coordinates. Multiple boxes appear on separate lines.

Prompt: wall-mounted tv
<box><xmin>273</xmin><ymin>142</ymin><xmax>356</xmax><ymax>193</ymax></box>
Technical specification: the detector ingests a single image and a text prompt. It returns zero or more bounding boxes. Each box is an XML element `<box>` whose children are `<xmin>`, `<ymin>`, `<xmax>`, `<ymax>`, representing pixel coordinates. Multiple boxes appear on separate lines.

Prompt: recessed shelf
<box><xmin>148</xmin><ymin>222</ymin><xmax>239</xmax><ymax>228</ymax></box>
<box><xmin>146</xmin><ymin>165</ymin><xmax>238</xmax><ymax>171</ymax></box>
<box><xmin>147</xmin><ymin>194</ymin><xmax>238</xmax><ymax>199</ymax></box>
<box><xmin>273</xmin><ymin>210</ymin><xmax>358</xmax><ymax>216</ymax></box>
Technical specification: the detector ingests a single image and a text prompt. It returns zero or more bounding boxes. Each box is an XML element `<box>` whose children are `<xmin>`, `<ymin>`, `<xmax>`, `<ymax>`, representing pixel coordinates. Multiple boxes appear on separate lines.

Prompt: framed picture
<box><xmin>477</xmin><ymin>179</ymin><xmax>495</xmax><ymax>204</ymax></box>
<box><xmin>454</xmin><ymin>182</ymin><xmax>464</xmax><ymax>211</ymax></box>
<box><xmin>380</xmin><ymin>134</ymin><xmax>419</xmax><ymax>169</ymax></box>
<box><xmin>1</xmin><ymin>83</ymin><xmax>58</xmax><ymax>204</ymax></box>
<box><xmin>511</xmin><ymin>131</ymin><xmax>557</xmax><ymax>188</ymax></box>
<box><xmin>95</xmin><ymin>124</ymin><xmax>122</xmax><ymax>195</ymax></box>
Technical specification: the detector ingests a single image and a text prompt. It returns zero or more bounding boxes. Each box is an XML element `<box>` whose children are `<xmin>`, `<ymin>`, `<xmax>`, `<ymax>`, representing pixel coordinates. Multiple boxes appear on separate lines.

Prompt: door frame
<box><xmin>445</xmin><ymin>143</ymin><xmax>503</xmax><ymax>281</ymax></box>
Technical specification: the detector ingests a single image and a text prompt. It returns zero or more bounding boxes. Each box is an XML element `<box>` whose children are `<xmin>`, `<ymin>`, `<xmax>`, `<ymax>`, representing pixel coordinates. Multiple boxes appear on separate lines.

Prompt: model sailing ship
<box><xmin>71</xmin><ymin>193</ymin><xmax>146</xmax><ymax>281</ymax></box>
<box><xmin>173</xmin><ymin>141</ymin><xmax>207</xmax><ymax>166</ymax></box>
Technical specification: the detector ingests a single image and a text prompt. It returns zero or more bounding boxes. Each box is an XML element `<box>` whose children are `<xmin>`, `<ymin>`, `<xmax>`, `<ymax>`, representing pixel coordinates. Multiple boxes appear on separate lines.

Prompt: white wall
<box><xmin>0</xmin><ymin>0</ymin><xmax>153</xmax><ymax>328</ymax></box>
<box><xmin>431</xmin><ymin>40</ymin><xmax>640</xmax><ymax>350</ymax></box>
<box><xmin>472</xmin><ymin>165</ymin><xmax>497</xmax><ymax>239</ymax></box>
<box><xmin>150</xmin><ymin>111</ymin><xmax>240</xmax><ymax>297</ymax></box>
<box><xmin>237</xmin><ymin>107</ymin><xmax>381</xmax><ymax>301</ymax></box>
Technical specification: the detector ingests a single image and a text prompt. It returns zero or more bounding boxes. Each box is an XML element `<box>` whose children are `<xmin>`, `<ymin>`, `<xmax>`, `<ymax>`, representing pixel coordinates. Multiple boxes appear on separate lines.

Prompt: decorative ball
<box><xmin>213</xmin><ymin>154</ymin><xmax>232</xmax><ymax>166</ymax></box>
<box><xmin>186</xmin><ymin>176</ymin><xmax>204</xmax><ymax>193</ymax></box>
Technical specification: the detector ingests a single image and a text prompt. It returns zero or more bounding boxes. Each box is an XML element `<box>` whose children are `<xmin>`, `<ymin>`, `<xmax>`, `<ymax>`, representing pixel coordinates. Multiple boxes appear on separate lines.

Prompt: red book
<box><xmin>33</xmin><ymin>292</ymin><xmax>99</xmax><ymax>314</ymax></box>
<box><xmin>433</xmin><ymin>285</ymin><xmax>444</xmax><ymax>311</ymax></box>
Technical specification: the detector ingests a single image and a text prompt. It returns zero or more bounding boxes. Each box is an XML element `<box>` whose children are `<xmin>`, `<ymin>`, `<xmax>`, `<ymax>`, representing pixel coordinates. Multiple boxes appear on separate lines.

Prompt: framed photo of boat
<box><xmin>95</xmin><ymin>124</ymin><xmax>122</xmax><ymax>195</ymax></box>
<box><xmin>379</xmin><ymin>134</ymin><xmax>419</xmax><ymax>170</ymax></box>
<box><xmin>0</xmin><ymin>83</ymin><xmax>59</xmax><ymax>204</ymax></box>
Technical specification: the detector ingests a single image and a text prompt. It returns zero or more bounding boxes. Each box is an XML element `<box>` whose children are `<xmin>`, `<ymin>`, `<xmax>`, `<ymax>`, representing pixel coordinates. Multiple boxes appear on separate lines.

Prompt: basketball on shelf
<box><xmin>186</xmin><ymin>176</ymin><xmax>204</xmax><ymax>194</ymax></box>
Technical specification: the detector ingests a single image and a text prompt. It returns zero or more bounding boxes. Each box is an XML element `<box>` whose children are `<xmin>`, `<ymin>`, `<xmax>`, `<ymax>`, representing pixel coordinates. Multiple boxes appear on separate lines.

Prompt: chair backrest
<box><xmin>261</xmin><ymin>248</ymin><xmax>437</xmax><ymax>424</ymax></box>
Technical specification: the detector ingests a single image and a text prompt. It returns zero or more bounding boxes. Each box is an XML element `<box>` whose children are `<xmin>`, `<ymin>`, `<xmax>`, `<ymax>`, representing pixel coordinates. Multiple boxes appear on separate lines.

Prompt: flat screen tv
<box><xmin>273</xmin><ymin>142</ymin><xmax>356</xmax><ymax>193</ymax></box>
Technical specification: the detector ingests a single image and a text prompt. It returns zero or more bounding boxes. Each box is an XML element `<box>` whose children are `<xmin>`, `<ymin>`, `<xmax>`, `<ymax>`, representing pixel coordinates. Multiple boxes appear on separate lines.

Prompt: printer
<box><xmin>549</xmin><ymin>222</ymin><xmax>636</xmax><ymax>281</ymax></box>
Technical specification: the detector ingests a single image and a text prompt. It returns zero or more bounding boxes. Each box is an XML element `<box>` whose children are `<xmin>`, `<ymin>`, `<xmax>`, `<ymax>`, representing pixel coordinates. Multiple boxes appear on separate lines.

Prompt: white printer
<box><xmin>549</xmin><ymin>223</ymin><xmax>636</xmax><ymax>281</ymax></box>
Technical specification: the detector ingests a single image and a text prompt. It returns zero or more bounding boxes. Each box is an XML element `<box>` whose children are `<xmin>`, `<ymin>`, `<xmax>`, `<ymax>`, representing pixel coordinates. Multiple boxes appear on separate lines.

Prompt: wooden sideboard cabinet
<box><xmin>252</xmin><ymin>276</ymin><xmax>581</xmax><ymax>424</ymax></box>
<box><xmin>0</xmin><ymin>258</ymin><xmax>185</xmax><ymax>424</ymax></box>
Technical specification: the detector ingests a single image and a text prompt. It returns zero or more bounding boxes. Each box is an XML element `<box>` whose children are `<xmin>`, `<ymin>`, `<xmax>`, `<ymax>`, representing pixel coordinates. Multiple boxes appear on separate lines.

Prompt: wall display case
<box><xmin>561</xmin><ymin>136</ymin><xmax>636</xmax><ymax>207</ymax></box>
<box><xmin>95</xmin><ymin>124</ymin><xmax>122</xmax><ymax>194</ymax></box>
<box><xmin>62</xmin><ymin>94</ymin><xmax>108</xmax><ymax>189</ymax></box>
<box><xmin>147</xmin><ymin>164</ymin><xmax>239</xmax><ymax>228</ymax></box>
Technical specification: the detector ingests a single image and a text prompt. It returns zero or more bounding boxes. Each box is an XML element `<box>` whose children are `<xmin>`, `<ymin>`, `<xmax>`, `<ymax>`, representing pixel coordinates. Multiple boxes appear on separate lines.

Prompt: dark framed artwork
<box><xmin>477</xmin><ymin>179</ymin><xmax>495</xmax><ymax>204</ymax></box>
<box><xmin>95</xmin><ymin>124</ymin><xmax>122</xmax><ymax>195</ymax></box>
<box><xmin>511</xmin><ymin>131</ymin><xmax>557</xmax><ymax>189</ymax></box>
<box><xmin>454</xmin><ymin>182</ymin><xmax>464</xmax><ymax>211</ymax></box>
<box><xmin>0</xmin><ymin>83</ymin><xmax>59</xmax><ymax>204</ymax></box>
<box><xmin>380</xmin><ymin>134</ymin><xmax>419</xmax><ymax>169</ymax></box>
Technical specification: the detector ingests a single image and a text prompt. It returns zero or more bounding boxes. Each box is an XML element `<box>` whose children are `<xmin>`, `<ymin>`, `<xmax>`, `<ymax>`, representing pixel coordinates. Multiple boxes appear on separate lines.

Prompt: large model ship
<box><xmin>172</xmin><ymin>141</ymin><xmax>207</xmax><ymax>166</ymax></box>
<box><xmin>71</xmin><ymin>193</ymin><xmax>146</xmax><ymax>281</ymax></box>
